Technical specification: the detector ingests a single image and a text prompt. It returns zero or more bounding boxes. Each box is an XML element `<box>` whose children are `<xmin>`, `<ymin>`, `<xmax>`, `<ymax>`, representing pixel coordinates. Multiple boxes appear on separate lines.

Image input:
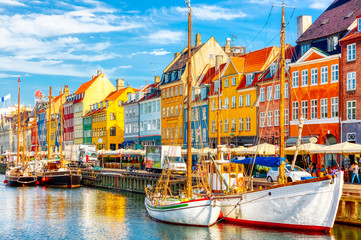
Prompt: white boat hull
<box><xmin>216</xmin><ymin>172</ymin><xmax>344</xmax><ymax>231</ymax></box>
<box><xmin>145</xmin><ymin>197</ymin><xmax>221</xmax><ymax>227</ymax></box>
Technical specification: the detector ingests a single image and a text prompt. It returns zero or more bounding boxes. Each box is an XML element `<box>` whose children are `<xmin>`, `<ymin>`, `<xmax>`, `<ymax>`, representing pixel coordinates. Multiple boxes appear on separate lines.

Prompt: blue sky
<box><xmin>0</xmin><ymin>0</ymin><xmax>333</xmax><ymax>107</ymax></box>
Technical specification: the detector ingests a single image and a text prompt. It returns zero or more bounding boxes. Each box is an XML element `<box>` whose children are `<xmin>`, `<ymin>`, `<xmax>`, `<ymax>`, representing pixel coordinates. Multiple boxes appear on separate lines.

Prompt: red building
<box><xmin>339</xmin><ymin>15</ymin><xmax>361</xmax><ymax>143</ymax></box>
<box><xmin>63</xmin><ymin>94</ymin><xmax>75</xmax><ymax>146</ymax></box>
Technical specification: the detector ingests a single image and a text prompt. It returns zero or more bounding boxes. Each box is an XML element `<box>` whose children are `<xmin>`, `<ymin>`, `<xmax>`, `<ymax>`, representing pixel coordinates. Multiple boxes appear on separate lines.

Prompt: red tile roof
<box><xmin>243</xmin><ymin>47</ymin><xmax>275</xmax><ymax>73</ymax></box>
<box><xmin>340</xmin><ymin>25</ymin><xmax>361</xmax><ymax>43</ymax></box>
<box><xmin>297</xmin><ymin>0</ymin><xmax>361</xmax><ymax>43</ymax></box>
<box><xmin>75</xmin><ymin>75</ymin><xmax>100</xmax><ymax>95</ymax></box>
<box><xmin>104</xmin><ymin>86</ymin><xmax>132</xmax><ymax>101</ymax></box>
<box><xmin>237</xmin><ymin>73</ymin><xmax>260</xmax><ymax>90</ymax></box>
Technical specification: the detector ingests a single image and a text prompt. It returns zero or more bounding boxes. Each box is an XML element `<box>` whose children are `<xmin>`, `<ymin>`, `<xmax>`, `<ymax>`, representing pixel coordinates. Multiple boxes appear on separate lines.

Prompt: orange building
<box><xmin>288</xmin><ymin>47</ymin><xmax>340</xmax><ymax>146</ymax></box>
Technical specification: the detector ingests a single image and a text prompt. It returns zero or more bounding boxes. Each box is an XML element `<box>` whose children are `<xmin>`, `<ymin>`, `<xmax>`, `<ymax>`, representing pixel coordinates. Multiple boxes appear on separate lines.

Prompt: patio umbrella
<box><xmin>246</xmin><ymin>143</ymin><xmax>277</xmax><ymax>155</ymax></box>
<box><xmin>285</xmin><ymin>143</ymin><xmax>325</xmax><ymax>155</ymax></box>
<box><xmin>231</xmin><ymin>146</ymin><xmax>247</xmax><ymax>155</ymax></box>
<box><xmin>312</xmin><ymin>142</ymin><xmax>361</xmax><ymax>154</ymax></box>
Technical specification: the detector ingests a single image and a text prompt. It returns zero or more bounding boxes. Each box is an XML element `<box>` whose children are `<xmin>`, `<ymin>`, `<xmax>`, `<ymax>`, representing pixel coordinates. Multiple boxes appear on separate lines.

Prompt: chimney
<box><xmin>195</xmin><ymin>33</ymin><xmax>201</xmax><ymax>47</ymax></box>
<box><xmin>297</xmin><ymin>15</ymin><xmax>312</xmax><ymax>39</ymax></box>
<box><xmin>215</xmin><ymin>55</ymin><xmax>223</xmax><ymax>71</ymax></box>
<box><xmin>64</xmin><ymin>85</ymin><xmax>69</xmax><ymax>95</ymax></box>
<box><xmin>59</xmin><ymin>87</ymin><xmax>63</xmax><ymax>95</ymax></box>
<box><xmin>116</xmin><ymin>79</ymin><xmax>125</xmax><ymax>91</ymax></box>
<box><xmin>225</xmin><ymin>38</ymin><xmax>231</xmax><ymax>53</ymax></box>
<box><xmin>97</xmin><ymin>70</ymin><xmax>102</xmax><ymax>76</ymax></box>
<box><xmin>154</xmin><ymin>76</ymin><xmax>160</xmax><ymax>83</ymax></box>
<box><xmin>174</xmin><ymin>52</ymin><xmax>180</xmax><ymax>59</ymax></box>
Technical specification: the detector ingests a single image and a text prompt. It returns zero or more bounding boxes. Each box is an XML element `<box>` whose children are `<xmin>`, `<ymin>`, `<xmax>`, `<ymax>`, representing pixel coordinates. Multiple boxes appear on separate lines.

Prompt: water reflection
<box><xmin>0</xmin><ymin>175</ymin><xmax>360</xmax><ymax>240</ymax></box>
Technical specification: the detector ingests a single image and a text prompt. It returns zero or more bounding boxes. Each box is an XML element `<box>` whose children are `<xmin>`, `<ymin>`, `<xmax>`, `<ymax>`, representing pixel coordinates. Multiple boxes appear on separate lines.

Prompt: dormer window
<box><xmin>321</xmin><ymin>18</ymin><xmax>329</xmax><ymax>25</ymax></box>
<box><xmin>345</xmin><ymin>11</ymin><xmax>354</xmax><ymax>18</ymax></box>
<box><xmin>358</xmin><ymin>17</ymin><xmax>361</xmax><ymax>32</ymax></box>
<box><xmin>246</xmin><ymin>74</ymin><xmax>254</xmax><ymax>86</ymax></box>
<box><xmin>269</xmin><ymin>64</ymin><xmax>276</xmax><ymax>76</ymax></box>
<box><xmin>214</xmin><ymin>80</ymin><xmax>220</xmax><ymax>92</ymax></box>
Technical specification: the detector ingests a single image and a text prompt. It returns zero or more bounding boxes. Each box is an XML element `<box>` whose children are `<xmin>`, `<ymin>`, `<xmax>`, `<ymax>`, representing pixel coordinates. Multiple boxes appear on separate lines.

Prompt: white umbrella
<box><xmin>285</xmin><ymin>143</ymin><xmax>325</xmax><ymax>155</ymax></box>
<box><xmin>312</xmin><ymin>142</ymin><xmax>361</xmax><ymax>154</ymax></box>
<box><xmin>246</xmin><ymin>143</ymin><xmax>277</xmax><ymax>155</ymax></box>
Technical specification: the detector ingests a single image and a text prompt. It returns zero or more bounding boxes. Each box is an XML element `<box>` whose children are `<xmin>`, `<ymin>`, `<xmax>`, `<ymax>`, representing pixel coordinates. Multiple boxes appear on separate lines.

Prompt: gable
<box><xmin>294</xmin><ymin>47</ymin><xmax>329</xmax><ymax>64</ymax></box>
<box><xmin>223</xmin><ymin>60</ymin><xmax>238</xmax><ymax>76</ymax></box>
<box><xmin>304</xmin><ymin>52</ymin><xmax>325</xmax><ymax>62</ymax></box>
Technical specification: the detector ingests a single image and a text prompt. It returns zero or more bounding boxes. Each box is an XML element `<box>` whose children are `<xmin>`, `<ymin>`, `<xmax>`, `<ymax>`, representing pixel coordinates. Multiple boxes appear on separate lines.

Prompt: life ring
<box><xmin>56</xmin><ymin>161</ymin><xmax>61</xmax><ymax>168</ymax></box>
<box><xmin>237</xmin><ymin>177</ymin><xmax>246</xmax><ymax>192</ymax></box>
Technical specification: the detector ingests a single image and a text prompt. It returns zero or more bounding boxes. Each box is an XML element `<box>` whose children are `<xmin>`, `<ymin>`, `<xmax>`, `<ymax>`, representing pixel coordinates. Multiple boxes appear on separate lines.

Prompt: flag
<box><xmin>0</xmin><ymin>94</ymin><xmax>10</xmax><ymax>102</ymax></box>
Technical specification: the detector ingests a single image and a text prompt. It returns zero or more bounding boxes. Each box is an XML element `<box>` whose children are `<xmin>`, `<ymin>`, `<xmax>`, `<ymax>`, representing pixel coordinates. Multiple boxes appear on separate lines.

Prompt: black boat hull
<box><xmin>4</xmin><ymin>175</ymin><xmax>38</xmax><ymax>187</ymax></box>
<box><xmin>38</xmin><ymin>171</ymin><xmax>82</xmax><ymax>188</ymax></box>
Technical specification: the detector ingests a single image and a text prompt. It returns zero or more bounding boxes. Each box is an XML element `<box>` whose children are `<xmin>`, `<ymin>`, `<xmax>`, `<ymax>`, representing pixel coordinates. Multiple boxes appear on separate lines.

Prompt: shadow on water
<box><xmin>0</xmin><ymin>175</ymin><xmax>360</xmax><ymax>240</ymax></box>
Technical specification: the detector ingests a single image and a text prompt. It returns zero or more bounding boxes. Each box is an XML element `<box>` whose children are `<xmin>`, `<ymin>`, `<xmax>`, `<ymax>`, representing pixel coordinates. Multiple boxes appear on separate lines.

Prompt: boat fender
<box><xmin>268</xmin><ymin>192</ymin><xmax>272</xmax><ymax>196</ymax></box>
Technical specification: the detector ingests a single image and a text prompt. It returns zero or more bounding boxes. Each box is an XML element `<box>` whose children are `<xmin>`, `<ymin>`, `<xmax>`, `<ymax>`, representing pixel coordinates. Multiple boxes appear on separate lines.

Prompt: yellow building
<box><xmin>86</xmin><ymin>82</ymin><xmax>135</xmax><ymax>150</ymax></box>
<box><xmin>160</xmin><ymin>35</ymin><xmax>228</xmax><ymax>146</ymax></box>
<box><xmin>73</xmin><ymin>70</ymin><xmax>116</xmax><ymax>145</ymax></box>
<box><xmin>49</xmin><ymin>86</ymin><xmax>69</xmax><ymax>152</ymax></box>
<box><xmin>209</xmin><ymin>47</ymin><xmax>279</xmax><ymax>147</ymax></box>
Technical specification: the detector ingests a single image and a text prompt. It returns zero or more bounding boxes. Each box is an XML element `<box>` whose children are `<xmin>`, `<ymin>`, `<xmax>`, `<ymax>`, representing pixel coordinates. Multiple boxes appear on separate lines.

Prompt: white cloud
<box><xmin>176</xmin><ymin>5</ymin><xmax>247</xmax><ymax>20</ymax></box>
<box><xmin>0</xmin><ymin>0</ymin><xmax>24</xmax><ymax>6</ymax></box>
<box><xmin>0</xmin><ymin>73</ymin><xmax>19</xmax><ymax>78</ymax></box>
<box><xmin>131</xmin><ymin>48</ymin><xmax>170</xmax><ymax>57</ymax></box>
<box><xmin>309</xmin><ymin>0</ymin><xmax>333</xmax><ymax>10</ymax></box>
<box><xmin>146</xmin><ymin>30</ymin><xmax>184</xmax><ymax>44</ymax></box>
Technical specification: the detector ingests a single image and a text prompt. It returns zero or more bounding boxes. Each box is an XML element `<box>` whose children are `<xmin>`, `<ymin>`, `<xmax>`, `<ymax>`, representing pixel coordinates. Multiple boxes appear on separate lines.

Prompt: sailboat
<box><xmin>35</xmin><ymin>86</ymin><xmax>82</xmax><ymax>188</ymax></box>
<box><xmin>144</xmin><ymin>1</ymin><xmax>221</xmax><ymax>227</ymax></box>
<box><xmin>211</xmin><ymin>3</ymin><xmax>344</xmax><ymax>231</ymax></box>
<box><xmin>4</xmin><ymin>77</ymin><xmax>37</xmax><ymax>186</ymax></box>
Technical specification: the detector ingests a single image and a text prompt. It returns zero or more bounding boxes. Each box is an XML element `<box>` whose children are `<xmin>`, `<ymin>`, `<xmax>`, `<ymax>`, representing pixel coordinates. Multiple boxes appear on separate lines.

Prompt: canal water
<box><xmin>0</xmin><ymin>175</ymin><xmax>360</xmax><ymax>240</ymax></box>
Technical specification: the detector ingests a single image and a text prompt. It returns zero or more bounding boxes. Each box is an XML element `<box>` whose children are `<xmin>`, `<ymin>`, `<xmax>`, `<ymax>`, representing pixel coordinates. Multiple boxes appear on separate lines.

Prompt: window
<box><xmin>110</xmin><ymin>113</ymin><xmax>116</xmax><ymax>120</ymax></box>
<box><xmin>260</xmin><ymin>112</ymin><xmax>265</xmax><ymax>127</ymax></box>
<box><xmin>274</xmin><ymin>85</ymin><xmax>280</xmax><ymax>100</ymax></box>
<box><xmin>267</xmin><ymin>111</ymin><xmax>273</xmax><ymax>127</ymax></box>
<box><xmin>224</xmin><ymin>97</ymin><xmax>229</xmax><ymax>109</ymax></box>
<box><xmin>320</xmin><ymin>99</ymin><xmax>328</xmax><ymax>119</ymax></box>
<box><xmin>301</xmin><ymin>44</ymin><xmax>310</xmax><ymax>55</ymax></box>
<box><xmin>167</xmin><ymin>88</ymin><xmax>169</xmax><ymax>98</ymax></box>
<box><xmin>285</xmin><ymin>83</ymin><xmax>288</xmax><ymax>99</ymax></box>
<box><xmin>274</xmin><ymin>110</ymin><xmax>280</xmax><ymax>126</ymax></box>
<box><xmin>212</xmin><ymin>121</ymin><xmax>216</xmax><ymax>133</ymax></box>
<box><xmin>157</xmin><ymin>119</ymin><xmax>160</xmax><ymax>130</ymax></box>
<box><xmin>327</xmin><ymin>36</ymin><xmax>338</xmax><ymax>52</ymax></box>
<box><xmin>167</xmin><ymin>128</ymin><xmax>169</xmax><ymax>139</ymax></box>
<box><xmin>163</xmin><ymin>128</ymin><xmax>165</xmax><ymax>139</ymax></box>
<box><xmin>162</xmin><ymin>90</ymin><xmax>165</xmax><ymax>99</ymax></box>
<box><xmin>225</xmin><ymin>119</ymin><xmax>229</xmax><ymax>132</ymax></box>
<box><xmin>359</xmin><ymin>18</ymin><xmax>361</xmax><ymax>31</ymax></box>
<box><xmin>202</xmin><ymin>107</ymin><xmax>206</xmax><ymax>120</ymax></box>
<box><xmin>292</xmin><ymin>102</ymin><xmax>299</xmax><ymax>120</ymax></box>
<box><xmin>311</xmin><ymin>100</ymin><xmax>318</xmax><ymax>119</ymax></box>
<box><xmin>110</xmin><ymin>127</ymin><xmax>116</xmax><ymax>136</ymax></box>
<box><xmin>166</xmin><ymin>107</ymin><xmax>169</xmax><ymax>117</ymax></box>
<box><xmin>203</xmin><ymin>128</ymin><xmax>207</xmax><ymax>142</ymax></box>
<box><xmin>175</xmin><ymin>105</ymin><xmax>178</xmax><ymax>116</ymax></box>
<box><xmin>292</xmin><ymin>71</ymin><xmax>299</xmax><ymax>87</ymax></box>
<box><xmin>260</xmin><ymin>88</ymin><xmax>265</xmax><ymax>102</ymax></box>
<box><xmin>231</xmin><ymin>96</ymin><xmax>236</xmax><ymax>108</ymax></box>
<box><xmin>301</xmin><ymin>101</ymin><xmax>308</xmax><ymax>119</ymax></box>
<box><xmin>246</xmin><ymin>74</ymin><xmax>254</xmax><ymax>85</ymax></box>
<box><xmin>331</xmin><ymin>64</ymin><xmax>338</xmax><ymax>82</ymax></box>
<box><xmin>302</xmin><ymin>70</ymin><xmax>308</xmax><ymax>86</ymax></box>
<box><xmin>224</xmin><ymin>78</ymin><xmax>229</xmax><ymax>87</ymax></box>
<box><xmin>195</xmin><ymin>108</ymin><xmax>199</xmax><ymax>121</ymax></box>
<box><xmin>231</xmin><ymin>118</ymin><xmax>236</xmax><ymax>131</ymax></box>
<box><xmin>179</xmin><ymin>85</ymin><xmax>183</xmax><ymax>95</ymax></box>
<box><xmin>171</xmin><ymin>127</ymin><xmax>174</xmax><ymax>139</ymax></box>
<box><xmin>239</xmin><ymin>118</ymin><xmax>243</xmax><ymax>131</ymax></box>
<box><xmin>331</xmin><ymin>97</ymin><xmax>338</xmax><ymax>118</ymax></box>
<box><xmin>347</xmin><ymin>72</ymin><xmax>356</xmax><ymax>90</ymax></box>
<box><xmin>311</xmin><ymin>68</ymin><xmax>318</xmax><ymax>85</ymax></box>
<box><xmin>162</xmin><ymin>108</ymin><xmax>165</xmax><ymax>118</ymax></box>
<box><xmin>211</xmin><ymin>100</ymin><xmax>215</xmax><ymax>111</ymax></box>
<box><xmin>180</xmin><ymin>126</ymin><xmax>183</xmax><ymax>138</ymax></box>
<box><xmin>246</xmin><ymin>94</ymin><xmax>251</xmax><ymax>106</ymax></box>
<box><xmin>321</xmin><ymin>66</ymin><xmax>328</xmax><ymax>84</ymax></box>
<box><xmin>269</xmin><ymin>64</ymin><xmax>276</xmax><ymax>76</ymax></box>
<box><xmin>171</xmin><ymin>106</ymin><xmax>173</xmax><ymax>117</ymax></box>
<box><xmin>267</xmin><ymin>86</ymin><xmax>272</xmax><ymax>101</ymax></box>
<box><xmin>347</xmin><ymin>132</ymin><xmax>356</xmax><ymax>142</ymax></box>
<box><xmin>246</xmin><ymin>118</ymin><xmax>251</xmax><ymax>131</ymax></box>
<box><xmin>347</xmin><ymin>44</ymin><xmax>356</xmax><ymax>61</ymax></box>
<box><xmin>175</xmin><ymin>86</ymin><xmax>178</xmax><ymax>97</ymax></box>
<box><xmin>232</xmin><ymin>77</ymin><xmax>236</xmax><ymax>86</ymax></box>
<box><xmin>285</xmin><ymin>109</ymin><xmax>289</xmax><ymax>125</ymax></box>
<box><xmin>175</xmin><ymin>127</ymin><xmax>178</xmax><ymax>139</ymax></box>
<box><xmin>239</xmin><ymin>95</ymin><xmax>243</xmax><ymax>107</ymax></box>
<box><xmin>347</xmin><ymin>100</ymin><xmax>356</xmax><ymax>120</ymax></box>
<box><xmin>170</xmin><ymin>87</ymin><xmax>173</xmax><ymax>97</ymax></box>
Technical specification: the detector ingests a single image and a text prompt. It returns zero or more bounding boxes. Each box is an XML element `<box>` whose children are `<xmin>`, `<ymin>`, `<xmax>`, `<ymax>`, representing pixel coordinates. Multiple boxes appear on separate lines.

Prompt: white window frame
<box><xmin>347</xmin><ymin>100</ymin><xmax>356</xmax><ymax>120</ymax></box>
<box><xmin>274</xmin><ymin>110</ymin><xmax>280</xmax><ymax>126</ymax></box>
<box><xmin>320</xmin><ymin>98</ymin><xmax>328</xmax><ymax>119</ymax></box>
<box><xmin>285</xmin><ymin>83</ymin><xmax>289</xmax><ymax>99</ymax></box>
<box><xmin>321</xmin><ymin>66</ymin><xmax>328</xmax><ymax>84</ymax></box>
<box><xmin>274</xmin><ymin>84</ymin><xmax>280</xmax><ymax>100</ymax></box>
<box><xmin>331</xmin><ymin>64</ymin><xmax>339</xmax><ymax>82</ymax></box>
<box><xmin>301</xmin><ymin>100</ymin><xmax>308</xmax><ymax>119</ymax></box>
<box><xmin>225</xmin><ymin>119</ymin><xmax>229</xmax><ymax>132</ymax></box>
<box><xmin>260</xmin><ymin>87</ymin><xmax>265</xmax><ymax>102</ymax></box>
<box><xmin>224</xmin><ymin>78</ymin><xmax>229</xmax><ymax>88</ymax></box>
<box><xmin>239</xmin><ymin>95</ymin><xmax>243</xmax><ymax>107</ymax></box>
<box><xmin>292</xmin><ymin>71</ymin><xmax>299</xmax><ymax>87</ymax></box>
<box><xmin>231</xmin><ymin>96</ymin><xmax>236</xmax><ymax>108</ymax></box>
<box><xmin>246</xmin><ymin>94</ymin><xmax>251</xmax><ymax>106</ymax></box>
<box><xmin>267</xmin><ymin>111</ymin><xmax>273</xmax><ymax>127</ymax></box>
<box><xmin>232</xmin><ymin>77</ymin><xmax>236</xmax><ymax>86</ymax></box>
<box><xmin>260</xmin><ymin>112</ymin><xmax>265</xmax><ymax>127</ymax></box>
<box><xmin>347</xmin><ymin>44</ymin><xmax>356</xmax><ymax>61</ymax></box>
<box><xmin>302</xmin><ymin>70</ymin><xmax>308</xmax><ymax>86</ymax></box>
<box><xmin>246</xmin><ymin>117</ymin><xmax>251</xmax><ymax>131</ymax></box>
<box><xmin>267</xmin><ymin>86</ymin><xmax>272</xmax><ymax>101</ymax></box>
<box><xmin>311</xmin><ymin>68</ymin><xmax>318</xmax><ymax>85</ymax></box>
<box><xmin>292</xmin><ymin>101</ymin><xmax>299</xmax><ymax>120</ymax></box>
<box><xmin>347</xmin><ymin>72</ymin><xmax>356</xmax><ymax>90</ymax></box>
<box><xmin>239</xmin><ymin>118</ymin><xmax>243</xmax><ymax>131</ymax></box>
<box><xmin>311</xmin><ymin>99</ymin><xmax>318</xmax><ymax>119</ymax></box>
<box><xmin>331</xmin><ymin>97</ymin><xmax>338</xmax><ymax>118</ymax></box>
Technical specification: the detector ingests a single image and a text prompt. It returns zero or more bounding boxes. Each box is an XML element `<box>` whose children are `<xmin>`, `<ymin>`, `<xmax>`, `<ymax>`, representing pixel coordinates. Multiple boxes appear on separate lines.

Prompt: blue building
<box><xmin>184</xmin><ymin>85</ymin><xmax>210</xmax><ymax>149</ymax></box>
<box><xmin>37</xmin><ymin>110</ymin><xmax>47</xmax><ymax>151</ymax></box>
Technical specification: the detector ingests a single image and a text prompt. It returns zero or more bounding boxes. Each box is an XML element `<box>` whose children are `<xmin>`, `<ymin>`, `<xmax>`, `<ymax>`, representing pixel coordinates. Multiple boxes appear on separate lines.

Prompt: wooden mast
<box><xmin>16</xmin><ymin>77</ymin><xmax>20</xmax><ymax>166</ymax></box>
<box><xmin>47</xmin><ymin>87</ymin><xmax>52</xmax><ymax>159</ymax></box>
<box><xmin>34</xmin><ymin>107</ymin><xmax>38</xmax><ymax>159</ymax></box>
<box><xmin>278</xmin><ymin>2</ymin><xmax>286</xmax><ymax>183</ymax></box>
<box><xmin>217</xmin><ymin>76</ymin><xmax>221</xmax><ymax>160</ymax></box>
<box><xmin>186</xmin><ymin>0</ymin><xmax>193</xmax><ymax>198</ymax></box>
<box><xmin>60</xmin><ymin>90</ymin><xmax>63</xmax><ymax>159</ymax></box>
<box><xmin>22</xmin><ymin>108</ymin><xmax>25</xmax><ymax>169</ymax></box>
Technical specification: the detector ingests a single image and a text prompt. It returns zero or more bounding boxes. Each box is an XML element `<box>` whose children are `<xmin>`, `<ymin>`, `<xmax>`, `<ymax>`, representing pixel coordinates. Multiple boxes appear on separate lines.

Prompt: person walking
<box><xmin>351</xmin><ymin>162</ymin><xmax>360</xmax><ymax>184</ymax></box>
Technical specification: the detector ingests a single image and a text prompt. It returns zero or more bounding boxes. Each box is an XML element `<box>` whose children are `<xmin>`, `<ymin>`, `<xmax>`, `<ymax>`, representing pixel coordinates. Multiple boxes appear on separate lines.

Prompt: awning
<box><xmin>285</xmin><ymin>136</ymin><xmax>318</xmax><ymax>147</ymax></box>
<box><xmin>232</xmin><ymin>157</ymin><xmax>286</xmax><ymax>168</ymax></box>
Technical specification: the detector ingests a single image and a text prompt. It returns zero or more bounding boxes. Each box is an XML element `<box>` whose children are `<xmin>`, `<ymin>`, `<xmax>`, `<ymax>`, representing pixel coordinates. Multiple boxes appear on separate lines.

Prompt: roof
<box><xmin>75</xmin><ymin>75</ymin><xmax>100</xmax><ymax>95</ymax></box>
<box><xmin>164</xmin><ymin>44</ymin><xmax>204</xmax><ymax>74</ymax></box>
<box><xmin>84</xmin><ymin>108</ymin><xmax>105</xmax><ymax>117</ymax></box>
<box><xmin>237</xmin><ymin>73</ymin><xmax>260</xmax><ymax>90</ymax></box>
<box><xmin>243</xmin><ymin>46</ymin><xmax>275</xmax><ymax>73</ymax></box>
<box><xmin>339</xmin><ymin>24</ymin><xmax>361</xmax><ymax>43</ymax></box>
<box><xmin>297</xmin><ymin>0</ymin><xmax>361</xmax><ymax>43</ymax></box>
<box><xmin>104</xmin><ymin>86</ymin><xmax>132</xmax><ymax>101</ymax></box>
